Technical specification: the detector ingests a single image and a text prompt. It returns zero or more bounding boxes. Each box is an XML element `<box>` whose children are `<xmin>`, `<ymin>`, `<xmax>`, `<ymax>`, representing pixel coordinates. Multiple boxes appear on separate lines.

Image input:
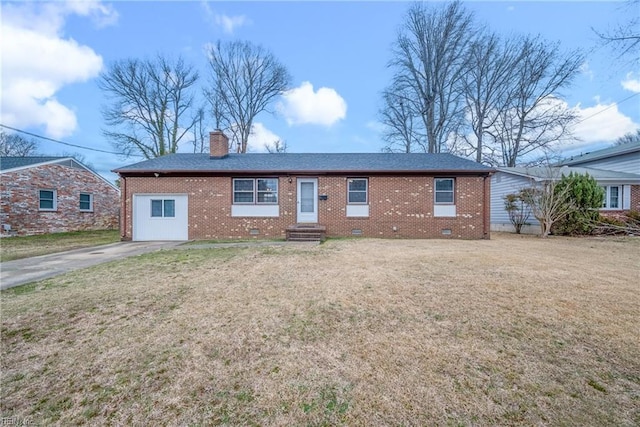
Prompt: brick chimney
<box><xmin>209</xmin><ymin>130</ymin><xmax>229</xmax><ymax>158</ymax></box>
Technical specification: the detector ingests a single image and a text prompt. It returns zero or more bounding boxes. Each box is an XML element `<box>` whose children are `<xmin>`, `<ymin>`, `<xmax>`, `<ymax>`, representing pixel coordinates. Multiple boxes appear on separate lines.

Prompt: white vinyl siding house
<box><xmin>492</xmin><ymin>164</ymin><xmax>640</xmax><ymax>233</ymax></box>
<box><xmin>490</xmin><ymin>172</ymin><xmax>540</xmax><ymax>233</ymax></box>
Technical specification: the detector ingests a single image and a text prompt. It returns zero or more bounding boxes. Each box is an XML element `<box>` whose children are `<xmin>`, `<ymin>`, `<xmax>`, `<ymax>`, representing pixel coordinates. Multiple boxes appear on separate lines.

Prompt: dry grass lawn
<box><xmin>0</xmin><ymin>230</ymin><xmax>120</xmax><ymax>262</ymax></box>
<box><xmin>1</xmin><ymin>233</ymin><xmax>639</xmax><ymax>426</ymax></box>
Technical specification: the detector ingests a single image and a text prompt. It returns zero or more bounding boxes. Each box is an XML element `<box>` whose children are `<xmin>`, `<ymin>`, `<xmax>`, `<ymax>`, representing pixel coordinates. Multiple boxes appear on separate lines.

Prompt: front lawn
<box><xmin>1</xmin><ymin>234</ymin><xmax>638</xmax><ymax>425</ymax></box>
<box><xmin>0</xmin><ymin>229</ymin><xmax>120</xmax><ymax>262</ymax></box>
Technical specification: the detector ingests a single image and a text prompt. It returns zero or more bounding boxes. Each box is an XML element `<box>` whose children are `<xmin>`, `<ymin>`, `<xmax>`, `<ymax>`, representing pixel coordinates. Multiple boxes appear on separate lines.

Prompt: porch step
<box><xmin>286</xmin><ymin>224</ymin><xmax>326</xmax><ymax>242</ymax></box>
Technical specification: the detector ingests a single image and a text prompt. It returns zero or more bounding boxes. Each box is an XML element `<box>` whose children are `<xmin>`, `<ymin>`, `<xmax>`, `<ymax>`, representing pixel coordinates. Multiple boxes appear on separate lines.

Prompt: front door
<box><xmin>297</xmin><ymin>178</ymin><xmax>318</xmax><ymax>223</ymax></box>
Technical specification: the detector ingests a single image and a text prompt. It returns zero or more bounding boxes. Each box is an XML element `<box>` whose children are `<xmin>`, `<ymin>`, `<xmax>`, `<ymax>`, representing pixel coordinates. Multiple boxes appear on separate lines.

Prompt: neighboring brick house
<box><xmin>113</xmin><ymin>131</ymin><xmax>493</xmax><ymax>241</ymax></box>
<box><xmin>0</xmin><ymin>157</ymin><xmax>120</xmax><ymax>236</ymax></box>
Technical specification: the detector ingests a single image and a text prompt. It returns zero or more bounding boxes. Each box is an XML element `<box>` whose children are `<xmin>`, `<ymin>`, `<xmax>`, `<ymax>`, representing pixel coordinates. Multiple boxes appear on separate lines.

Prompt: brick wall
<box><xmin>1</xmin><ymin>164</ymin><xmax>120</xmax><ymax>235</ymax></box>
<box><xmin>632</xmin><ymin>185</ymin><xmax>640</xmax><ymax>212</ymax></box>
<box><xmin>121</xmin><ymin>174</ymin><xmax>490</xmax><ymax>240</ymax></box>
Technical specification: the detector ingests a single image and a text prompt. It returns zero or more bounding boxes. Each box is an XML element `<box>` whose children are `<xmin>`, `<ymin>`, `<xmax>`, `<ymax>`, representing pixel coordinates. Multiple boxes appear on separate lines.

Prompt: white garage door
<box><xmin>133</xmin><ymin>194</ymin><xmax>188</xmax><ymax>241</ymax></box>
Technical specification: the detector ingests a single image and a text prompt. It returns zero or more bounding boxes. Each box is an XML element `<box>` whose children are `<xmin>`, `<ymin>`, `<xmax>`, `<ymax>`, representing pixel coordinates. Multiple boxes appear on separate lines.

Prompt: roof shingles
<box><xmin>113</xmin><ymin>153</ymin><xmax>493</xmax><ymax>174</ymax></box>
<box><xmin>0</xmin><ymin>156</ymin><xmax>68</xmax><ymax>172</ymax></box>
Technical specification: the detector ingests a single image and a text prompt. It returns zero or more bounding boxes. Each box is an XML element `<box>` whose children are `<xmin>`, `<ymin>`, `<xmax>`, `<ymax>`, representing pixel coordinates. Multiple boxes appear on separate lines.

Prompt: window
<box><xmin>348</xmin><ymin>178</ymin><xmax>368</xmax><ymax>204</ymax></box>
<box><xmin>151</xmin><ymin>199</ymin><xmax>175</xmax><ymax>218</ymax></box>
<box><xmin>39</xmin><ymin>189</ymin><xmax>56</xmax><ymax>211</ymax></box>
<box><xmin>601</xmin><ymin>186</ymin><xmax>621</xmax><ymax>209</ymax></box>
<box><xmin>233</xmin><ymin>178</ymin><xmax>278</xmax><ymax>204</ymax></box>
<box><xmin>434</xmin><ymin>178</ymin><xmax>454</xmax><ymax>204</ymax></box>
<box><xmin>79</xmin><ymin>193</ymin><xmax>93</xmax><ymax>211</ymax></box>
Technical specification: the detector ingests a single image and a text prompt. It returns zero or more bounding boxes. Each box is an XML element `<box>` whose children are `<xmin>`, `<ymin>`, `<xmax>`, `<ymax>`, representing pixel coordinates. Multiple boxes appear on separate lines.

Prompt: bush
<box><xmin>503</xmin><ymin>193</ymin><xmax>531</xmax><ymax>234</ymax></box>
<box><xmin>552</xmin><ymin>172</ymin><xmax>604</xmax><ymax>235</ymax></box>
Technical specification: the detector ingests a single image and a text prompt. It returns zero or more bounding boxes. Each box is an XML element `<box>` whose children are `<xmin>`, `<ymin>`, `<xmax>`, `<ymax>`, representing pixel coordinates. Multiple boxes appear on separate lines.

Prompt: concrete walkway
<box><xmin>0</xmin><ymin>241</ymin><xmax>183</xmax><ymax>290</ymax></box>
<box><xmin>0</xmin><ymin>240</ymin><xmax>319</xmax><ymax>290</ymax></box>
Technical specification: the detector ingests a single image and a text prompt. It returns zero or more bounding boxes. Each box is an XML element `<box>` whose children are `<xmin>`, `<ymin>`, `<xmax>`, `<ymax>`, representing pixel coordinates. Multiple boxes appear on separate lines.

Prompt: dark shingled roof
<box><xmin>558</xmin><ymin>142</ymin><xmax>640</xmax><ymax>166</ymax></box>
<box><xmin>113</xmin><ymin>153</ymin><xmax>493</xmax><ymax>174</ymax></box>
<box><xmin>0</xmin><ymin>156</ymin><xmax>69</xmax><ymax>172</ymax></box>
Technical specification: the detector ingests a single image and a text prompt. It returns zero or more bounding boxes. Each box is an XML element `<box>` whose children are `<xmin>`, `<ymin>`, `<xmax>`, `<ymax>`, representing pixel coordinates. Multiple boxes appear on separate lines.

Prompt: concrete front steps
<box><xmin>285</xmin><ymin>224</ymin><xmax>326</xmax><ymax>242</ymax></box>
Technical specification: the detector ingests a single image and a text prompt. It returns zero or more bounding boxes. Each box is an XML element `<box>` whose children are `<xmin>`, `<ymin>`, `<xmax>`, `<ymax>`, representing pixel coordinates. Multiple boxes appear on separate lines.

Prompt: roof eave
<box><xmin>115</xmin><ymin>168</ymin><xmax>494</xmax><ymax>176</ymax></box>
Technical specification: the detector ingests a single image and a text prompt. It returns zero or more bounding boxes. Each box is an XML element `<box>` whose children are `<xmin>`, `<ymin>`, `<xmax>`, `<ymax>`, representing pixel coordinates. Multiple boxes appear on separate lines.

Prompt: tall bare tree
<box><xmin>205</xmin><ymin>40</ymin><xmax>291</xmax><ymax>154</ymax></box>
<box><xmin>462</xmin><ymin>33</ymin><xmax>519</xmax><ymax>163</ymax></box>
<box><xmin>189</xmin><ymin>106</ymin><xmax>211</xmax><ymax>154</ymax></box>
<box><xmin>593</xmin><ymin>0</ymin><xmax>639</xmax><ymax>63</ymax></box>
<box><xmin>485</xmin><ymin>36</ymin><xmax>583</xmax><ymax>167</ymax></box>
<box><xmin>0</xmin><ymin>131</ymin><xmax>38</xmax><ymax>156</ymax></box>
<box><xmin>380</xmin><ymin>82</ymin><xmax>423</xmax><ymax>152</ymax></box>
<box><xmin>385</xmin><ymin>1</ymin><xmax>475</xmax><ymax>153</ymax></box>
<box><xmin>99</xmin><ymin>55</ymin><xmax>199</xmax><ymax>159</ymax></box>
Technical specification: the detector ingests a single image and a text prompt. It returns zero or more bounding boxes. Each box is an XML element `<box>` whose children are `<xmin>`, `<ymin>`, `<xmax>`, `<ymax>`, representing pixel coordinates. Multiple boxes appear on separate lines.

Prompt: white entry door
<box><xmin>297</xmin><ymin>178</ymin><xmax>318</xmax><ymax>223</ymax></box>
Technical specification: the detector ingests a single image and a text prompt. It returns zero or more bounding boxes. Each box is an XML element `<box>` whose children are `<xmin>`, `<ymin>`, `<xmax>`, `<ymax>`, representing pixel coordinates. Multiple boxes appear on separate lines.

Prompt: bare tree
<box><xmin>520</xmin><ymin>169</ymin><xmax>575</xmax><ymax>238</ymax></box>
<box><xmin>593</xmin><ymin>0</ymin><xmax>639</xmax><ymax>63</ymax></box>
<box><xmin>205</xmin><ymin>40</ymin><xmax>291</xmax><ymax>154</ymax></box>
<box><xmin>614</xmin><ymin>129</ymin><xmax>640</xmax><ymax>146</ymax></box>
<box><xmin>380</xmin><ymin>82</ymin><xmax>423</xmax><ymax>153</ymax></box>
<box><xmin>99</xmin><ymin>55</ymin><xmax>199</xmax><ymax>159</ymax></box>
<box><xmin>265</xmin><ymin>139</ymin><xmax>288</xmax><ymax>153</ymax></box>
<box><xmin>503</xmin><ymin>192</ymin><xmax>531</xmax><ymax>234</ymax></box>
<box><xmin>485</xmin><ymin>36</ymin><xmax>583</xmax><ymax>167</ymax></box>
<box><xmin>462</xmin><ymin>33</ymin><xmax>518</xmax><ymax>163</ymax></box>
<box><xmin>386</xmin><ymin>1</ymin><xmax>475</xmax><ymax>153</ymax></box>
<box><xmin>0</xmin><ymin>131</ymin><xmax>38</xmax><ymax>156</ymax></box>
<box><xmin>190</xmin><ymin>107</ymin><xmax>209</xmax><ymax>153</ymax></box>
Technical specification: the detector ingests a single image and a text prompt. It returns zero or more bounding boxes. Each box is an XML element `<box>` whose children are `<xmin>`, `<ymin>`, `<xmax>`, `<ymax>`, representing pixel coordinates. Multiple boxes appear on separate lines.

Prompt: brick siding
<box><xmin>121</xmin><ymin>174</ymin><xmax>491</xmax><ymax>240</ymax></box>
<box><xmin>1</xmin><ymin>164</ymin><xmax>120</xmax><ymax>235</ymax></box>
<box><xmin>632</xmin><ymin>185</ymin><xmax>640</xmax><ymax>212</ymax></box>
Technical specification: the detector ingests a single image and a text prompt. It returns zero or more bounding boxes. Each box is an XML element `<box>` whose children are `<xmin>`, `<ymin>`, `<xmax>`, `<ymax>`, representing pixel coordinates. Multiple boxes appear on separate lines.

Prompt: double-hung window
<box><xmin>601</xmin><ymin>185</ymin><xmax>621</xmax><ymax>209</ymax></box>
<box><xmin>434</xmin><ymin>178</ymin><xmax>455</xmax><ymax>204</ymax></box>
<box><xmin>39</xmin><ymin>189</ymin><xmax>57</xmax><ymax>211</ymax></box>
<box><xmin>151</xmin><ymin>199</ymin><xmax>175</xmax><ymax>218</ymax></box>
<box><xmin>348</xmin><ymin>178</ymin><xmax>368</xmax><ymax>204</ymax></box>
<box><xmin>79</xmin><ymin>193</ymin><xmax>93</xmax><ymax>212</ymax></box>
<box><xmin>233</xmin><ymin>178</ymin><xmax>278</xmax><ymax>204</ymax></box>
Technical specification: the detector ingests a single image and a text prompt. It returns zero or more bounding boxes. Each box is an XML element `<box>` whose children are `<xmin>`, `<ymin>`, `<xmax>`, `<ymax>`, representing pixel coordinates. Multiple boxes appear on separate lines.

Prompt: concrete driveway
<box><xmin>0</xmin><ymin>241</ymin><xmax>183</xmax><ymax>290</ymax></box>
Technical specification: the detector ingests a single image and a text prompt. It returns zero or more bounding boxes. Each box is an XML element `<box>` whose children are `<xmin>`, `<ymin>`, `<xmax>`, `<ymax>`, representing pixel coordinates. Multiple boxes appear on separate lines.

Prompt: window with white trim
<box><xmin>151</xmin><ymin>199</ymin><xmax>175</xmax><ymax>218</ymax></box>
<box><xmin>434</xmin><ymin>178</ymin><xmax>455</xmax><ymax>204</ymax></box>
<box><xmin>233</xmin><ymin>178</ymin><xmax>278</xmax><ymax>204</ymax></box>
<box><xmin>79</xmin><ymin>193</ymin><xmax>93</xmax><ymax>212</ymax></box>
<box><xmin>39</xmin><ymin>189</ymin><xmax>57</xmax><ymax>211</ymax></box>
<box><xmin>348</xmin><ymin>178</ymin><xmax>368</xmax><ymax>204</ymax></box>
<box><xmin>601</xmin><ymin>185</ymin><xmax>621</xmax><ymax>209</ymax></box>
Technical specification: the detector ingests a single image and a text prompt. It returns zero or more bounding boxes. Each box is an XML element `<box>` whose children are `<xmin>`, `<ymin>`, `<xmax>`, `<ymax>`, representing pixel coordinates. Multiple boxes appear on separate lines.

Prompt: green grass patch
<box><xmin>0</xmin><ymin>229</ymin><xmax>119</xmax><ymax>262</ymax></box>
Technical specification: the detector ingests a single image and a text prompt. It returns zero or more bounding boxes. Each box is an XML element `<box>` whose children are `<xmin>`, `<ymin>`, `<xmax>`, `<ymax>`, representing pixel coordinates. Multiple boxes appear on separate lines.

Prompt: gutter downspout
<box><xmin>483</xmin><ymin>174</ymin><xmax>491</xmax><ymax>239</ymax></box>
<box><xmin>120</xmin><ymin>175</ymin><xmax>127</xmax><ymax>240</ymax></box>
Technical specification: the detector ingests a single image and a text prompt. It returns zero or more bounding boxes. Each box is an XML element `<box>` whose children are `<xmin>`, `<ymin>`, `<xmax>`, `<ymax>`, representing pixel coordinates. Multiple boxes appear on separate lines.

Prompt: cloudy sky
<box><xmin>1</xmin><ymin>0</ymin><xmax>638</xmax><ymax>182</ymax></box>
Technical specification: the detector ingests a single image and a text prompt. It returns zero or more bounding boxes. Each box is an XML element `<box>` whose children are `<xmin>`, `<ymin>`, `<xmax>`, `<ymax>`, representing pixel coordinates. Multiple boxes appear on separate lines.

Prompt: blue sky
<box><xmin>2</xmin><ymin>1</ymin><xmax>639</xmax><ymax>182</ymax></box>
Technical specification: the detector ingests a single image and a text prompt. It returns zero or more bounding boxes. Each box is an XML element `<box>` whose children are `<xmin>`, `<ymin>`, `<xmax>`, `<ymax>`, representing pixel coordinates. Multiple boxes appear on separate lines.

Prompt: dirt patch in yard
<box><xmin>1</xmin><ymin>233</ymin><xmax>639</xmax><ymax>425</ymax></box>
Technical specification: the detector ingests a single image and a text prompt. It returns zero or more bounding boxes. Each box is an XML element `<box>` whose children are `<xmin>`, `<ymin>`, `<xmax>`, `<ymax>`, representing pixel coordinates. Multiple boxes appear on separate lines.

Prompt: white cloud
<box><xmin>201</xmin><ymin>3</ymin><xmax>248</xmax><ymax>34</ymax></box>
<box><xmin>571</xmin><ymin>101</ymin><xmax>639</xmax><ymax>145</ymax></box>
<box><xmin>580</xmin><ymin>61</ymin><xmax>595</xmax><ymax>81</ymax></box>
<box><xmin>278</xmin><ymin>81</ymin><xmax>347</xmax><ymax>127</ymax></box>
<box><xmin>621</xmin><ymin>72</ymin><xmax>640</xmax><ymax>93</ymax></box>
<box><xmin>1</xmin><ymin>1</ymin><xmax>114</xmax><ymax>138</ymax></box>
<box><xmin>247</xmin><ymin>123</ymin><xmax>282</xmax><ymax>153</ymax></box>
<box><xmin>215</xmin><ymin>14</ymin><xmax>248</xmax><ymax>34</ymax></box>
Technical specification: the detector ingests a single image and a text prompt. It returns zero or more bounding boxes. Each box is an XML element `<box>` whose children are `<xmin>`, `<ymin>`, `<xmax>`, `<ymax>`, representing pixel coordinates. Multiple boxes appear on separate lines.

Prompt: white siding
<box><xmin>569</xmin><ymin>152</ymin><xmax>640</xmax><ymax>174</ymax></box>
<box><xmin>133</xmin><ymin>194</ymin><xmax>188</xmax><ymax>241</ymax></box>
<box><xmin>490</xmin><ymin>172</ymin><xmax>540</xmax><ymax>231</ymax></box>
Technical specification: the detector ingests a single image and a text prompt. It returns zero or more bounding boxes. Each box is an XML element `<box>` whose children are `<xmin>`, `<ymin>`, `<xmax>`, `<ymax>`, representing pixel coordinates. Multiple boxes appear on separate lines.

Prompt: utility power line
<box><xmin>0</xmin><ymin>124</ymin><xmax>128</xmax><ymax>156</ymax></box>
